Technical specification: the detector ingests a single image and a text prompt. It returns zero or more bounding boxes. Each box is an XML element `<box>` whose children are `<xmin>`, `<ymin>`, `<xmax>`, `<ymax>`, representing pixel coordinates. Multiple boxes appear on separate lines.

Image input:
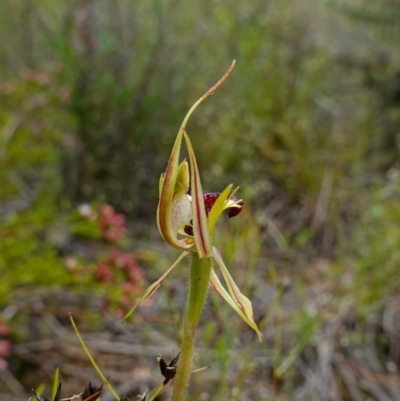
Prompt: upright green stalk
<box><xmin>171</xmin><ymin>253</ymin><xmax>213</xmax><ymax>401</ymax></box>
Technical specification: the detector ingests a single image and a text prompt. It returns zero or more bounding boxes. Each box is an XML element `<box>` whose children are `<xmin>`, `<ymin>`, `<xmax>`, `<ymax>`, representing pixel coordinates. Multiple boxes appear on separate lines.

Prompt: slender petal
<box><xmin>212</xmin><ymin>248</ymin><xmax>262</xmax><ymax>341</ymax></box>
<box><xmin>183</xmin><ymin>131</ymin><xmax>212</xmax><ymax>258</ymax></box>
<box><xmin>124</xmin><ymin>251</ymin><xmax>189</xmax><ymax>320</ymax></box>
<box><xmin>207</xmin><ymin>184</ymin><xmax>233</xmax><ymax>236</ymax></box>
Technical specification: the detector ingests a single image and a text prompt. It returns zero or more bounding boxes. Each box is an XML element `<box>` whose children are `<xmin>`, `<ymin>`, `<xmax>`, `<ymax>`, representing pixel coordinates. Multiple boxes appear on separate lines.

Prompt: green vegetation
<box><xmin>1</xmin><ymin>0</ymin><xmax>400</xmax><ymax>400</ymax></box>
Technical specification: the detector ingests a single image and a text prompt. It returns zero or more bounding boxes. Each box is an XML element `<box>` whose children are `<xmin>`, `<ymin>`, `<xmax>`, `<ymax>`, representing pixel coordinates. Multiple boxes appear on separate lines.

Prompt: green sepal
<box><xmin>211</xmin><ymin>248</ymin><xmax>262</xmax><ymax>341</ymax></box>
<box><xmin>183</xmin><ymin>130</ymin><xmax>212</xmax><ymax>258</ymax></box>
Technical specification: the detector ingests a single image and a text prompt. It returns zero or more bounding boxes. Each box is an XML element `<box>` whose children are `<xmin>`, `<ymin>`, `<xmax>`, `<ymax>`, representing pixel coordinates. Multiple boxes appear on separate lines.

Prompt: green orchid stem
<box><xmin>171</xmin><ymin>253</ymin><xmax>212</xmax><ymax>401</ymax></box>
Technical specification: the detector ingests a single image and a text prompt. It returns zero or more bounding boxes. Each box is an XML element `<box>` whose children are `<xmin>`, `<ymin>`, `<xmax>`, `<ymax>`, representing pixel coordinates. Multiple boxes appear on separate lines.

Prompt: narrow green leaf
<box><xmin>35</xmin><ymin>384</ymin><xmax>46</xmax><ymax>397</ymax></box>
<box><xmin>69</xmin><ymin>315</ymin><xmax>120</xmax><ymax>401</ymax></box>
<box><xmin>274</xmin><ymin>323</ymin><xmax>316</xmax><ymax>377</ymax></box>
<box><xmin>51</xmin><ymin>369</ymin><xmax>60</xmax><ymax>401</ymax></box>
<box><xmin>148</xmin><ymin>384</ymin><xmax>164</xmax><ymax>401</ymax></box>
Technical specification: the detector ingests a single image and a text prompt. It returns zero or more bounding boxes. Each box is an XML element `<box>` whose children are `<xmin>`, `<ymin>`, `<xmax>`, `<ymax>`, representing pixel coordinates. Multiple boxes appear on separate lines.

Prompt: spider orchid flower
<box><xmin>125</xmin><ymin>62</ymin><xmax>262</xmax><ymax>341</ymax></box>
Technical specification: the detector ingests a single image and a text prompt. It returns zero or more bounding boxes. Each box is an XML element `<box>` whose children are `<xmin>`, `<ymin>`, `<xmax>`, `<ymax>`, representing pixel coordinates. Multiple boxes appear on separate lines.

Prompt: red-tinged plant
<box><xmin>98</xmin><ymin>204</ymin><xmax>127</xmax><ymax>243</ymax></box>
<box><xmin>92</xmin><ymin>250</ymin><xmax>144</xmax><ymax>315</ymax></box>
<box><xmin>0</xmin><ymin>339</ymin><xmax>11</xmax><ymax>371</ymax></box>
<box><xmin>0</xmin><ymin>318</ymin><xmax>11</xmax><ymax>336</ymax></box>
<box><xmin>0</xmin><ymin>317</ymin><xmax>11</xmax><ymax>371</ymax></box>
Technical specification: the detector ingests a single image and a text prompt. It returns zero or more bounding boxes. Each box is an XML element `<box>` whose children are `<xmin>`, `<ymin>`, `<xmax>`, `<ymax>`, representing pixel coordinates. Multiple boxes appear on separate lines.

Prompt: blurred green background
<box><xmin>1</xmin><ymin>0</ymin><xmax>400</xmax><ymax>400</ymax></box>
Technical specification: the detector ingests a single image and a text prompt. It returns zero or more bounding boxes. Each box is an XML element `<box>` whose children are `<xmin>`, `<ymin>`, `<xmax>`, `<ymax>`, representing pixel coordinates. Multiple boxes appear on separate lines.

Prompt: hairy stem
<box><xmin>171</xmin><ymin>253</ymin><xmax>212</xmax><ymax>401</ymax></box>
